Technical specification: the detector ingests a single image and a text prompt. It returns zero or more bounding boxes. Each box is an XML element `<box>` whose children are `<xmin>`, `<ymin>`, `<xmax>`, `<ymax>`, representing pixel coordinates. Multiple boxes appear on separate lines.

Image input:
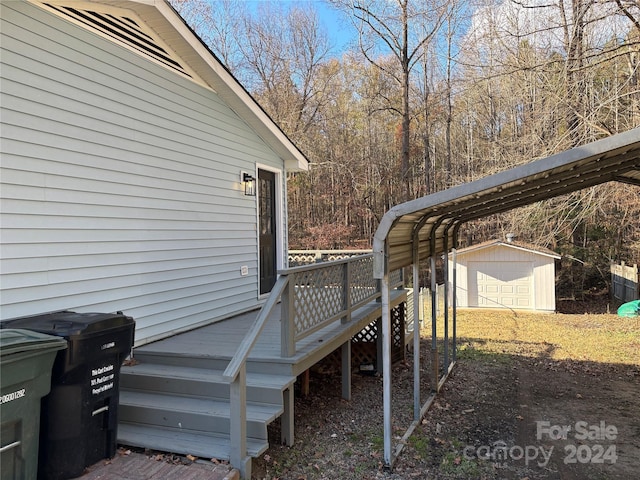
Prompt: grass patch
<box><xmin>440</xmin><ymin>451</ymin><xmax>482</xmax><ymax>476</ymax></box>
<box><xmin>423</xmin><ymin>309</ymin><xmax>640</xmax><ymax>365</ymax></box>
<box><xmin>370</xmin><ymin>433</ymin><xmax>384</xmax><ymax>451</ymax></box>
<box><xmin>409</xmin><ymin>435</ymin><xmax>430</xmax><ymax>458</ymax></box>
<box><xmin>456</xmin><ymin>343</ymin><xmax>511</xmax><ymax>364</ymax></box>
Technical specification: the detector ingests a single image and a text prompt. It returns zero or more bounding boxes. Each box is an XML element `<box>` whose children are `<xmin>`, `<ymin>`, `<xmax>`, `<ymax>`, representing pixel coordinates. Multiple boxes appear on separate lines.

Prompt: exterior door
<box><xmin>259</xmin><ymin>169</ymin><xmax>277</xmax><ymax>294</ymax></box>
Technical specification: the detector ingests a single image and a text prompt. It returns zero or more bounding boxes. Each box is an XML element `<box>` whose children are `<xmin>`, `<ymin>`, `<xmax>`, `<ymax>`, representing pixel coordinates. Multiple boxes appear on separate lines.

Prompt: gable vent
<box><xmin>43</xmin><ymin>3</ymin><xmax>192</xmax><ymax>79</ymax></box>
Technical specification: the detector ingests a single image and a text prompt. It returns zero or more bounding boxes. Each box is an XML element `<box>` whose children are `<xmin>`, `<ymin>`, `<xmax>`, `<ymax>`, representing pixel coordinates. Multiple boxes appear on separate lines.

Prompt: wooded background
<box><xmin>173</xmin><ymin>0</ymin><xmax>640</xmax><ymax>297</ymax></box>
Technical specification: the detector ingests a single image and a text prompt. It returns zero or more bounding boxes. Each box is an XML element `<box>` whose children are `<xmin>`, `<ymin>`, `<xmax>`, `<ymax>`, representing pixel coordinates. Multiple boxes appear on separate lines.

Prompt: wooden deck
<box><xmin>117</xmin><ymin>254</ymin><xmax>412</xmax><ymax>478</ymax></box>
<box><xmin>132</xmin><ymin>288</ymin><xmax>409</xmax><ymax>377</ymax></box>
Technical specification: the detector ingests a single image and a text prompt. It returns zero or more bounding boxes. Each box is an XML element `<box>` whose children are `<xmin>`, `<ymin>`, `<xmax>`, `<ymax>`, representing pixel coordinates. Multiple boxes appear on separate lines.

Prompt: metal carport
<box><xmin>372</xmin><ymin>128</ymin><xmax>640</xmax><ymax>467</ymax></box>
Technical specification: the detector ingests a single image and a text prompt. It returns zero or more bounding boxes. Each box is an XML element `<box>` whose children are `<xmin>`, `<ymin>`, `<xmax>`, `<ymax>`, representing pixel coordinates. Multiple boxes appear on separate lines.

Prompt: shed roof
<box><xmin>373</xmin><ymin>128</ymin><xmax>640</xmax><ymax>277</ymax></box>
<box><xmin>37</xmin><ymin>0</ymin><xmax>309</xmax><ymax>172</ymax></box>
<box><xmin>451</xmin><ymin>240</ymin><xmax>561</xmax><ymax>260</ymax></box>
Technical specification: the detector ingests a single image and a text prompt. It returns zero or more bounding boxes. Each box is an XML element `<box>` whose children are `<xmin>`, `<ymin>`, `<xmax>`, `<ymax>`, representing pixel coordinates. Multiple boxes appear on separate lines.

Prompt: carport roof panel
<box><xmin>373</xmin><ymin>128</ymin><xmax>640</xmax><ymax>277</ymax></box>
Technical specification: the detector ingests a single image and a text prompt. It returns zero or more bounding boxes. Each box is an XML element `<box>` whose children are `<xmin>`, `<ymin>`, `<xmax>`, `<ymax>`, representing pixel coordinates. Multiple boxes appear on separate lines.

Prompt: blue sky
<box><xmin>244</xmin><ymin>0</ymin><xmax>356</xmax><ymax>57</ymax></box>
<box><xmin>314</xmin><ymin>1</ymin><xmax>355</xmax><ymax>55</ymax></box>
<box><xmin>240</xmin><ymin>0</ymin><xmax>479</xmax><ymax>65</ymax></box>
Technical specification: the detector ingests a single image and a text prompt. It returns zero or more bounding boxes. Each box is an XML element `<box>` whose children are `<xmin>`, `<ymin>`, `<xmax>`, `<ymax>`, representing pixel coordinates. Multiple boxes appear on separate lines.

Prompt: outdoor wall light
<box><xmin>241</xmin><ymin>171</ymin><xmax>256</xmax><ymax>196</ymax></box>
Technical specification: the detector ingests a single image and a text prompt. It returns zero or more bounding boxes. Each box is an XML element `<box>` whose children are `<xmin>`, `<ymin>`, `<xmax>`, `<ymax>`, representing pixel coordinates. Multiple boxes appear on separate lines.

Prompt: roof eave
<box><xmin>450</xmin><ymin>241</ymin><xmax>561</xmax><ymax>259</ymax></box>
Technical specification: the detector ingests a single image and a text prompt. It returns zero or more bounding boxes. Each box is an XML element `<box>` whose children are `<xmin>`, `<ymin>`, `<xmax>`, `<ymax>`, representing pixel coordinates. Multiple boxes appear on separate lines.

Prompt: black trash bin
<box><xmin>1</xmin><ymin>311</ymin><xmax>134</xmax><ymax>480</ymax></box>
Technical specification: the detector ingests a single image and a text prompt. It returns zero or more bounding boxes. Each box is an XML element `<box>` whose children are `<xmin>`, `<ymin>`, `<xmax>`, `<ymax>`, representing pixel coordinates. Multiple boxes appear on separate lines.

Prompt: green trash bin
<box><xmin>1</xmin><ymin>311</ymin><xmax>135</xmax><ymax>480</ymax></box>
<box><xmin>0</xmin><ymin>329</ymin><xmax>67</xmax><ymax>480</ymax></box>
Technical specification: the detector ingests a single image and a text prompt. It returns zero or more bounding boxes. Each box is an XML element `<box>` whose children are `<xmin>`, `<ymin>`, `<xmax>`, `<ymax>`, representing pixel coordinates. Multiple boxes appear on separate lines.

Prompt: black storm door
<box><xmin>259</xmin><ymin>170</ymin><xmax>277</xmax><ymax>294</ymax></box>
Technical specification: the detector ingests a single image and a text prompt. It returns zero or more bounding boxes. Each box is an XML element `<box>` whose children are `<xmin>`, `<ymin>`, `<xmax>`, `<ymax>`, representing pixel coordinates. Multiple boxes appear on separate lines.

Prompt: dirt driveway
<box><xmin>252</xmin><ymin>308</ymin><xmax>640</xmax><ymax>479</ymax></box>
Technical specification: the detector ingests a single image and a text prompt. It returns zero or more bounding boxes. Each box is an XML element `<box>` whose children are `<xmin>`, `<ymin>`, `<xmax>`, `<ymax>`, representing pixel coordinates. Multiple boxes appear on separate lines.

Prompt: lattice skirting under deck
<box><xmin>314</xmin><ymin>302</ymin><xmax>407</xmax><ymax>374</ymax></box>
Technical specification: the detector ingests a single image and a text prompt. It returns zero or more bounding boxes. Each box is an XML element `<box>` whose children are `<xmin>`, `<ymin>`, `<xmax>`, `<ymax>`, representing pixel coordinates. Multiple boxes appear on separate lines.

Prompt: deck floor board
<box><xmin>135</xmin><ymin>290</ymin><xmax>409</xmax><ymax>373</ymax></box>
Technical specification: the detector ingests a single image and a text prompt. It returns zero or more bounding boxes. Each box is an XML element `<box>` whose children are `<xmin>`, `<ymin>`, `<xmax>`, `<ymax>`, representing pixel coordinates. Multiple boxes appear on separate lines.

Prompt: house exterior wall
<box><xmin>449</xmin><ymin>245</ymin><xmax>557</xmax><ymax>311</ymax></box>
<box><xmin>0</xmin><ymin>2</ymin><xmax>286</xmax><ymax>344</ymax></box>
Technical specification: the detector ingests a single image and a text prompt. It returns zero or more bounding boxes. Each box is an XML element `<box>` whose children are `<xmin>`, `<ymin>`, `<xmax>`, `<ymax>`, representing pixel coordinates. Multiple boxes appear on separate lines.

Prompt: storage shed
<box><xmin>448</xmin><ymin>238</ymin><xmax>560</xmax><ymax>311</ymax></box>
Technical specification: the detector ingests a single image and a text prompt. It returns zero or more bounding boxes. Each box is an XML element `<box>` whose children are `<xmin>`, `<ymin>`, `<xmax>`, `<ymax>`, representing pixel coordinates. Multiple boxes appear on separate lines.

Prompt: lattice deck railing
<box><xmin>224</xmin><ymin>251</ymin><xmax>406</xmax><ymax>476</ymax></box>
<box><xmin>280</xmin><ymin>254</ymin><xmax>381</xmax><ymax>355</ymax></box>
<box><xmin>288</xmin><ymin>249</ymin><xmax>371</xmax><ymax>266</ymax></box>
<box><xmin>281</xmin><ymin>252</ymin><xmax>405</xmax><ymax>355</ymax></box>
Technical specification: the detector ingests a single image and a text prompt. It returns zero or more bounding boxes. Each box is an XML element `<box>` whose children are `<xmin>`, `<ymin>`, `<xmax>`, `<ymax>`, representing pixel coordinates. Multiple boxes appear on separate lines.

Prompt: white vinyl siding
<box><xmin>450</xmin><ymin>244</ymin><xmax>558</xmax><ymax>312</ymax></box>
<box><xmin>0</xmin><ymin>2</ymin><xmax>284</xmax><ymax>344</ymax></box>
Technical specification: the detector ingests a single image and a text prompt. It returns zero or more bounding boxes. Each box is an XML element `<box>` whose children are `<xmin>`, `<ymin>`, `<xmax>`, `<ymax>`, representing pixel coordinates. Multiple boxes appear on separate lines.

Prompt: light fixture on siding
<box><xmin>241</xmin><ymin>172</ymin><xmax>256</xmax><ymax>196</ymax></box>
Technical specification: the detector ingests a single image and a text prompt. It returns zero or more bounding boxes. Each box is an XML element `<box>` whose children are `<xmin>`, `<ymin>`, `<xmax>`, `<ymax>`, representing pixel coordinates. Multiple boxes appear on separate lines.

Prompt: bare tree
<box><xmin>331</xmin><ymin>0</ymin><xmax>447</xmax><ymax>201</ymax></box>
<box><xmin>238</xmin><ymin>3</ymin><xmax>335</xmax><ymax>148</ymax></box>
<box><xmin>170</xmin><ymin>0</ymin><xmax>640</xmax><ymax>272</ymax></box>
<box><xmin>171</xmin><ymin>0</ymin><xmax>244</xmax><ymax>74</ymax></box>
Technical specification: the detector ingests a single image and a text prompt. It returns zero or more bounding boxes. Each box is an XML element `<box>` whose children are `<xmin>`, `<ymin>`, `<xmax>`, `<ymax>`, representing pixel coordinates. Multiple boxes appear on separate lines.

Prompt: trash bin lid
<box><xmin>1</xmin><ymin>310</ymin><xmax>134</xmax><ymax>338</ymax></box>
<box><xmin>0</xmin><ymin>329</ymin><xmax>67</xmax><ymax>357</ymax></box>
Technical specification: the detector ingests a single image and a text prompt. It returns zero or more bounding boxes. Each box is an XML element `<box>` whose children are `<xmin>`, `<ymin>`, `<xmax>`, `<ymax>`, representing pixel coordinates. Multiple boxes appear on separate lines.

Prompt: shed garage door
<box><xmin>470</xmin><ymin>261</ymin><xmax>533</xmax><ymax>309</ymax></box>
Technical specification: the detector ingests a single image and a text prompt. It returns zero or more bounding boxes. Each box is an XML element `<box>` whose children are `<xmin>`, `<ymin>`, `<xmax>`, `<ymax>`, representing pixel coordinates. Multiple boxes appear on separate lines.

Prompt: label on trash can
<box><xmin>91</xmin><ymin>363</ymin><xmax>114</xmax><ymax>395</ymax></box>
<box><xmin>1</xmin><ymin>388</ymin><xmax>26</xmax><ymax>404</ymax></box>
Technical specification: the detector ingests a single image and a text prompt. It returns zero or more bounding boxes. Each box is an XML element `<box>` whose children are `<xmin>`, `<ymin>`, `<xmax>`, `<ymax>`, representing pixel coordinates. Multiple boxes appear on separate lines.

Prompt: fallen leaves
<box><xmin>248</xmin><ymin>308</ymin><xmax>639</xmax><ymax>479</ymax></box>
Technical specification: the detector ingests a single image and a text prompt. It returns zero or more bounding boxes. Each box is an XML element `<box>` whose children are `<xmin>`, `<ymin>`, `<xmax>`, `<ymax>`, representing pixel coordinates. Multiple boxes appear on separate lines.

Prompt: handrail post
<box><xmin>229</xmin><ymin>364</ymin><xmax>251</xmax><ymax>479</ymax></box>
<box><xmin>342</xmin><ymin>260</ymin><xmax>352</xmax><ymax>323</ymax></box>
<box><xmin>281</xmin><ymin>272</ymin><xmax>296</xmax><ymax>357</ymax></box>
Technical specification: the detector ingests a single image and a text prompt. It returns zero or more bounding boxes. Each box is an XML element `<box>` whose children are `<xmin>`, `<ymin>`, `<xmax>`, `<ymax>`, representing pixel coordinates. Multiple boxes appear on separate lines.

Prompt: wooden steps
<box><xmin>117</xmin><ymin>423</ymin><xmax>268</xmax><ymax>459</ymax></box>
<box><xmin>117</xmin><ymin>361</ymin><xmax>295</xmax><ymax>462</ymax></box>
<box><xmin>116</xmin><ymin>288</ymin><xmax>411</xmax><ymax>476</ymax></box>
<box><xmin>127</xmin><ymin>349</ymin><xmax>295</xmax><ymax>376</ymax></box>
<box><xmin>120</xmin><ymin>362</ymin><xmax>293</xmax><ymax>405</ymax></box>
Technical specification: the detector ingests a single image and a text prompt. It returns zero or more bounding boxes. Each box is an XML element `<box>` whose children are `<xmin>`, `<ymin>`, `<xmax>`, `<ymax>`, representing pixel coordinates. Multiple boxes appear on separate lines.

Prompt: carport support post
<box><xmin>381</xmin><ymin>271</ymin><xmax>393</xmax><ymax>467</ymax></box>
<box><xmin>452</xmin><ymin>223</ymin><xmax>461</xmax><ymax>363</ymax></box>
<box><xmin>413</xmin><ymin>243</ymin><xmax>421</xmax><ymax>420</ymax></box>
<box><xmin>430</xmin><ymin>255</ymin><xmax>439</xmax><ymax>392</ymax></box>
<box><xmin>443</xmin><ymin>237</ymin><xmax>449</xmax><ymax>372</ymax></box>
<box><xmin>452</xmin><ymin>247</ymin><xmax>457</xmax><ymax>362</ymax></box>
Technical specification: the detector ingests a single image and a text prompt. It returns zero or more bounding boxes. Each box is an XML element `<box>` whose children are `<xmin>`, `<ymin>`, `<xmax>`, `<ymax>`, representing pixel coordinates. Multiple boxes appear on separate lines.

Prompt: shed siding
<box><xmin>450</xmin><ymin>245</ymin><xmax>556</xmax><ymax>311</ymax></box>
<box><xmin>0</xmin><ymin>2</ymin><xmax>283</xmax><ymax>344</ymax></box>
<box><xmin>532</xmin><ymin>260</ymin><xmax>556</xmax><ymax>311</ymax></box>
